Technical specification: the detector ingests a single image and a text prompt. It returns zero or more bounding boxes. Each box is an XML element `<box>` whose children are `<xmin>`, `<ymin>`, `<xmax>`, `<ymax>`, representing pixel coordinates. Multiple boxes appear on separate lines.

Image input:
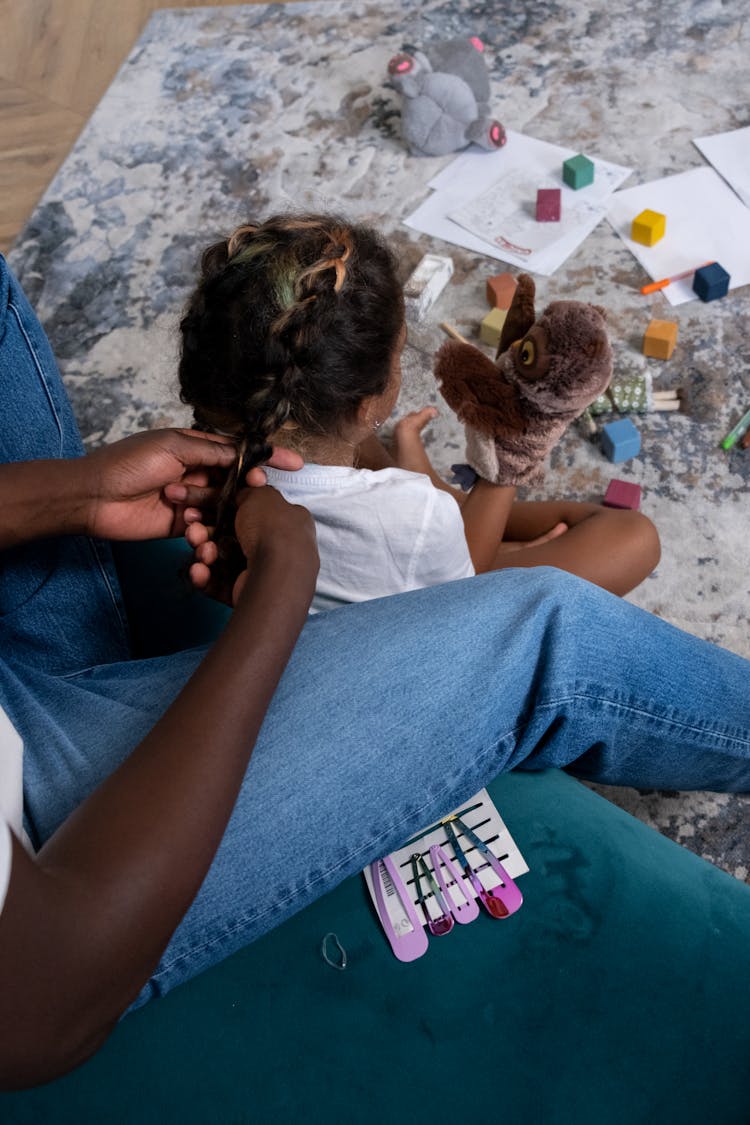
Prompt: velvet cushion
<box><xmin>3</xmin><ymin>768</ymin><xmax>750</xmax><ymax>1121</ymax></box>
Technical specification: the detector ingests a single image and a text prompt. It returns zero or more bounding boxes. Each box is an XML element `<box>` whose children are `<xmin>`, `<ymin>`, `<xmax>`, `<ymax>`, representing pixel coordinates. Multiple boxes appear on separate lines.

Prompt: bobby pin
<box><xmin>410</xmin><ymin>854</ymin><xmax>453</xmax><ymax>936</ymax></box>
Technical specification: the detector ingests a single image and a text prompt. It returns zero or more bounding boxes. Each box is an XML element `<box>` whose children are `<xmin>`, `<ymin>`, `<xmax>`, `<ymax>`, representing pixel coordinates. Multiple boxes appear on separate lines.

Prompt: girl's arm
<box><xmin>0</xmin><ymin>485</ymin><xmax>318</xmax><ymax>1090</ymax></box>
<box><xmin>459</xmin><ymin>479</ymin><xmax>517</xmax><ymax>572</ymax></box>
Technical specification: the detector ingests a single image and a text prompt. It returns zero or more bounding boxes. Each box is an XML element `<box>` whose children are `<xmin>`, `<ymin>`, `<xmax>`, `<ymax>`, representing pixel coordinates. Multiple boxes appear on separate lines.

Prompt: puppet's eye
<box><xmin>519</xmin><ymin>339</ymin><xmax>536</xmax><ymax>366</ymax></box>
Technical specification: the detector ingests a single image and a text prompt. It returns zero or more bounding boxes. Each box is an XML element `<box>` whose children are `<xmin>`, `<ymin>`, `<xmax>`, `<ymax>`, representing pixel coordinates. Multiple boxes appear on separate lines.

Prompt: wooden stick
<box><xmin>652</xmin><ymin>388</ymin><xmax>682</xmax><ymax>401</ymax></box>
<box><xmin>652</xmin><ymin>399</ymin><xmax>682</xmax><ymax>412</ymax></box>
<box><xmin>440</xmin><ymin>321</ymin><xmax>470</xmax><ymax>345</ymax></box>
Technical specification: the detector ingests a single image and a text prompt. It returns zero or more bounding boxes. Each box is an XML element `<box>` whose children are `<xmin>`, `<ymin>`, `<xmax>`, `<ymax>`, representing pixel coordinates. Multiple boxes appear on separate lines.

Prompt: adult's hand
<box><xmin>82</xmin><ymin>429</ymin><xmax>238</xmax><ymax>541</ymax></box>
<box><xmin>185</xmin><ymin>449</ymin><xmax>306</xmax><ymax>603</ymax></box>
<box><xmin>230</xmin><ymin>485</ymin><xmax>318</xmax><ymax>605</ymax></box>
<box><xmin>84</xmin><ymin>429</ymin><xmax>304</xmax><ymax>543</ymax></box>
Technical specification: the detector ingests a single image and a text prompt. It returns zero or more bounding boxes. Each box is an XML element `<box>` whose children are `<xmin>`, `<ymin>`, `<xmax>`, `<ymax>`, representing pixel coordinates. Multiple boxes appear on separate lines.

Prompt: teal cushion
<box><xmin>112</xmin><ymin>540</ymin><xmax>231</xmax><ymax>657</ymax></box>
<box><xmin>3</xmin><ymin>768</ymin><xmax>750</xmax><ymax>1123</ymax></box>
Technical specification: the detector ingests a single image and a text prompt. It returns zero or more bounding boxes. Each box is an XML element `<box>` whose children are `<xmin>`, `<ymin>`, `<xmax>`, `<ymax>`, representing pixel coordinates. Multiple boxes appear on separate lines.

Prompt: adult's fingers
<box><xmin>185</xmin><ymin>522</ymin><xmax>211</xmax><ymax>548</ymax></box>
<box><xmin>164</xmin><ymin>481</ymin><xmax>223</xmax><ymax>509</ymax></box>
<box><xmin>188</xmin><ymin>561</ymin><xmax>212</xmax><ymax>590</ymax></box>
<box><xmin>265</xmin><ymin>446</ymin><xmax>304</xmax><ymax>471</ymax></box>
<box><xmin>170</xmin><ymin>429</ymin><xmax>238</xmax><ymax>469</ymax></box>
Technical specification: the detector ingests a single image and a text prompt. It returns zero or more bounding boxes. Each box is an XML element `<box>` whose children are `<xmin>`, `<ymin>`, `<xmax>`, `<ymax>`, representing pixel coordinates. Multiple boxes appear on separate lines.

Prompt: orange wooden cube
<box><xmin>643</xmin><ymin>319</ymin><xmax>678</xmax><ymax>360</ymax></box>
<box><xmin>486</xmin><ymin>272</ymin><xmax>517</xmax><ymax>310</ymax></box>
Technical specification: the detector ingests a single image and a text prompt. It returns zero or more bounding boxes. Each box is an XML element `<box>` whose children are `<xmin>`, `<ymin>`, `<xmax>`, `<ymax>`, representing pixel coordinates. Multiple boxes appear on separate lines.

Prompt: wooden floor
<box><xmin>0</xmin><ymin>0</ymin><xmax>295</xmax><ymax>253</ymax></box>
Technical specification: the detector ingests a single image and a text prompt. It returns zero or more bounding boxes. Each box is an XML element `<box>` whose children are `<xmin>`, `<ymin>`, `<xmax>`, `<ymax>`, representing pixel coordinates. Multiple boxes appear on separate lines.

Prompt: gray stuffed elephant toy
<box><xmin>387</xmin><ymin>36</ymin><xmax>507</xmax><ymax>157</ymax></box>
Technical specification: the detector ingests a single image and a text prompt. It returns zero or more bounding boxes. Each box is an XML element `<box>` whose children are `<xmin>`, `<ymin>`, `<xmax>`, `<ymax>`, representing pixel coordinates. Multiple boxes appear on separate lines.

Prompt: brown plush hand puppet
<box><xmin>434</xmin><ymin>274</ymin><xmax>613</xmax><ymax>485</ymax></box>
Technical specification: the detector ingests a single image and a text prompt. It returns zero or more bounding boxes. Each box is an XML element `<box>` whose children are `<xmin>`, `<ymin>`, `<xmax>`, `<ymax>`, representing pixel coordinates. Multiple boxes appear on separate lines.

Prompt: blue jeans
<box><xmin>1</xmin><ymin>253</ymin><xmax>749</xmax><ymax>1009</ymax></box>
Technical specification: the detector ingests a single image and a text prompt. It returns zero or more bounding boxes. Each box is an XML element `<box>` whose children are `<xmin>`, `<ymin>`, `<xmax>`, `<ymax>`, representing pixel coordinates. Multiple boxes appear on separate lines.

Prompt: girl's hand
<box><xmin>496</xmin><ymin>521</ymin><xmax>569</xmax><ymax>555</ymax></box>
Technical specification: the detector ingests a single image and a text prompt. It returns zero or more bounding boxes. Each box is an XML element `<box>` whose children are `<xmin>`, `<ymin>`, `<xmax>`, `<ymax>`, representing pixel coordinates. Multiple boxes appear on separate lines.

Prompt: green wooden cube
<box><xmin>562</xmin><ymin>153</ymin><xmax>595</xmax><ymax>190</ymax></box>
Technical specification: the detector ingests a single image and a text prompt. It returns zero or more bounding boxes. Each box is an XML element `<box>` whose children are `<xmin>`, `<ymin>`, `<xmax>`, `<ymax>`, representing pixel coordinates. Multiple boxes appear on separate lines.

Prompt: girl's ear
<box><xmin>356</xmin><ymin>393</ymin><xmax>380</xmax><ymax>433</ymax></box>
<box><xmin>496</xmin><ymin>274</ymin><xmax>537</xmax><ymax>358</ymax></box>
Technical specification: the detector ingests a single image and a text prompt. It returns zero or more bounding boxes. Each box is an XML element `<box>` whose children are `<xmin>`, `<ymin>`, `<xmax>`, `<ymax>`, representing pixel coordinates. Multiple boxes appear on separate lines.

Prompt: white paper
<box><xmin>694</xmin><ymin>126</ymin><xmax>750</xmax><ymax>209</ymax></box>
<box><xmin>607</xmin><ymin>166</ymin><xmax>750</xmax><ymax>306</ymax></box>
<box><xmin>403</xmin><ymin>130</ymin><xmax>632</xmax><ymax>276</ymax></box>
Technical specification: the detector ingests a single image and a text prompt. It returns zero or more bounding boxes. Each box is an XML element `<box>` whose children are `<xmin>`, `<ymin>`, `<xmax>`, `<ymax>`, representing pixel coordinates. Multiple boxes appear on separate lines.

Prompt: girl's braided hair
<box><xmin>178</xmin><ymin>212</ymin><xmax>404</xmax><ymax>572</ymax></box>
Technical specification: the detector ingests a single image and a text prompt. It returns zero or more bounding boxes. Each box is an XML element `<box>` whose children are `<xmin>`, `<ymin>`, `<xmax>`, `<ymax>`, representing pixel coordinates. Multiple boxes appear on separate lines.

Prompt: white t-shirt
<box><xmin>0</xmin><ymin>705</ymin><xmax>24</xmax><ymax>918</ymax></box>
<box><xmin>264</xmin><ymin>464</ymin><xmax>475</xmax><ymax>613</ymax></box>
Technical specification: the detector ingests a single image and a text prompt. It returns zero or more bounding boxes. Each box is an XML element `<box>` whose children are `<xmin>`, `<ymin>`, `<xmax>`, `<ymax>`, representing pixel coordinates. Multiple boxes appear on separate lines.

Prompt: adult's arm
<box><xmin>0</xmin><ymin>427</ymin><xmax>303</xmax><ymax>549</ymax></box>
<box><xmin>0</xmin><ymin>484</ymin><xmax>319</xmax><ymax>1090</ymax></box>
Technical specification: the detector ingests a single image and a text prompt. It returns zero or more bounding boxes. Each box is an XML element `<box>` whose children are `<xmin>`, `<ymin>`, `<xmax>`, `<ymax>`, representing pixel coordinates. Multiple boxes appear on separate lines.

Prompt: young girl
<box><xmin>178</xmin><ymin>213</ymin><xmax>660</xmax><ymax>611</ymax></box>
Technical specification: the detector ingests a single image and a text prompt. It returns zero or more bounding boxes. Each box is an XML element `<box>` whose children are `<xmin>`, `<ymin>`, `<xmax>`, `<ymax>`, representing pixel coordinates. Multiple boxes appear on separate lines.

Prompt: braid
<box><xmin>177</xmin><ymin>211</ymin><xmax>403</xmax><ymax>579</ymax></box>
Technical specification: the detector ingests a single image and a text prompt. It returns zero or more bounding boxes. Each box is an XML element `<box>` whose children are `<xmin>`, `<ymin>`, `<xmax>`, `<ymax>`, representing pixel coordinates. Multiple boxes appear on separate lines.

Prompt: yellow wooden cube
<box><xmin>480</xmin><ymin>307</ymin><xmax>508</xmax><ymax>348</ymax></box>
<box><xmin>643</xmin><ymin>318</ymin><xmax>678</xmax><ymax>359</ymax></box>
<box><xmin>631</xmin><ymin>209</ymin><xmax>666</xmax><ymax>246</ymax></box>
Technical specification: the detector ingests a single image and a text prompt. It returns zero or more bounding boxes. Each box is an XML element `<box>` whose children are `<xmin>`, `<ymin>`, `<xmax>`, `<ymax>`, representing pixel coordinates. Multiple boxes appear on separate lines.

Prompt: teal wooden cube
<box><xmin>563</xmin><ymin>153</ymin><xmax>594</xmax><ymax>190</ymax></box>
<box><xmin>601</xmin><ymin>418</ymin><xmax>641</xmax><ymax>462</ymax></box>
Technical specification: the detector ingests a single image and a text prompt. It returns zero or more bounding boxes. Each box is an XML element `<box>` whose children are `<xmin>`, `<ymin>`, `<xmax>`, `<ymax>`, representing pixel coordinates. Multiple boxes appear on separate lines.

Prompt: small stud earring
<box><xmin>373</xmin><ymin>419</ymin><xmax>382</xmax><ymax>430</ymax></box>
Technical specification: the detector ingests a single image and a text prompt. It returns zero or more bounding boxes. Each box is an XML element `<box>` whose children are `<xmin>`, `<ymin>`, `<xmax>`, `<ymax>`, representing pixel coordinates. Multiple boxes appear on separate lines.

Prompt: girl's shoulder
<box><xmin>265</xmin><ymin>463</ymin><xmax>435</xmax><ymax>495</ymax></box>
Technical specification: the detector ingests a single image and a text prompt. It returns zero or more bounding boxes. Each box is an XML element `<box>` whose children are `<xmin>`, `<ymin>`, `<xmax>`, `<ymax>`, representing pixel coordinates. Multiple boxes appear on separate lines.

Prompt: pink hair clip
<box><xmin>428</xmin><ymin>843</ymin><xmax>479</xmax><ymax>925</ymax></box>
<box><xmin>370</xmin><ymin>856</ymin><xmax>429</xmax><ymax>962</ymax></box>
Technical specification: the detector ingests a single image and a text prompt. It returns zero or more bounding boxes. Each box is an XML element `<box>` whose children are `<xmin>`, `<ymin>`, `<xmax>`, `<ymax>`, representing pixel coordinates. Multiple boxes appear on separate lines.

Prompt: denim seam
<box><xmin>8</xmin><ymin>301</ymin><xmax>129</xmax><ymax>646</ymax></box>
<box><xmin>85</xmin><ymin>538</ymin><xmax>131</xmax><ymax>646</ymax></box>
<box><xmin>8</xmin><ymin>300</ymin><xmax>64</xmax><ymax>453</ymax></box>
<box><xmin>571</xmin><ymin>690</ymin><xmax>750</xmax><ymax>752</ymax></box>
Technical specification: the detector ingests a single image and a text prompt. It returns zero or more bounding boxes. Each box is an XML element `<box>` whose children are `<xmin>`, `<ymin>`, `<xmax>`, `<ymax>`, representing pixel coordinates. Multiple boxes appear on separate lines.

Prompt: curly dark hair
<box><xmin>178</xmin><ymin>212</ymin><xmax>404</xmax><ymax>573</ymax></box>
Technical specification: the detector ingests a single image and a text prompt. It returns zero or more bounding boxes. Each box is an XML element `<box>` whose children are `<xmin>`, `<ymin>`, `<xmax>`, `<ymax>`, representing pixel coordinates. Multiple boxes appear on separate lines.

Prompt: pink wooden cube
<box><xmin>536</xmin><ymin>188</ymin><xmax>561</xmax><ymax>222</ymax></box>
<box><xmin>603</xmin><ymin>479</ymin><xmax>642</xmax><ymax>510</ymax></box>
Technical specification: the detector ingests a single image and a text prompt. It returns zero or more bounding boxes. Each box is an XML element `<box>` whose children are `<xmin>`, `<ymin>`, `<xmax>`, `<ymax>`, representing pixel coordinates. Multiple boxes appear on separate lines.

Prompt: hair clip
<box><xmin>443</xmin><ymin>819</ymin><xmax>510</xmax><ymax>919</ymax></box>
<box><xmin>428</xmin><ymin>843</ymin><xmax>479</xmax><ymax>924</ymax></box>
<box><xmin>411</xmin><ymin>853</ymin><xmax>453</xmax><ymax>936</ymax></box>
<box><xmin>450</xmin><ymin>816</ymin><xmax>523</xmax><ymax>917</ymax></box>
<box><xmin>370</xmin><ymin>856</ymin><xmax>428</xmax><ymax>962</ymax></box>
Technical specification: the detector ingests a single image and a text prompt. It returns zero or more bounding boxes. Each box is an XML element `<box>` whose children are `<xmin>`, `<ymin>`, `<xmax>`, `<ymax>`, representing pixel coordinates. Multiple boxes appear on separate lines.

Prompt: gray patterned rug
<box><xmin>8</xmin><ymin>0</ymin><xmax>749</xmax><ymax>879</ymax></box>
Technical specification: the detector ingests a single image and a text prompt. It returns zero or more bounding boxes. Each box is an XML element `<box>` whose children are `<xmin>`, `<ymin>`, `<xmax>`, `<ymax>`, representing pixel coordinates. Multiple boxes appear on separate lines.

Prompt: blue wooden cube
<box><xmin>693</xmin><ymin>261</ymin><xmax>730</xmax><ymax>302</ymax></box>
<box><xmin>601</xmin><ymin>418</ymin><xmax>641</xmax><ymax>463</ymax></box>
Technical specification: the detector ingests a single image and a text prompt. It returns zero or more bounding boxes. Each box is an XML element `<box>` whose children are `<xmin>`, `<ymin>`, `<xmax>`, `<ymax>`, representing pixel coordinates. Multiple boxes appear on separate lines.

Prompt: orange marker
<box><xmin>640</xmin><ymin>261</ymin><xmax>714</xmax><ymax>295</ymax></box>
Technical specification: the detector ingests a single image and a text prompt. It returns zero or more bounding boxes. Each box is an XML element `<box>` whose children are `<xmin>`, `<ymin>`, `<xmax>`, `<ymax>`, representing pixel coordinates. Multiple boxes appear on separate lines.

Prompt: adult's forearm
<box><xmin>0</xmin><ymin>459</ymin><xmax>89</xmax><ymax>549</ymax></box>
<box><xmin>0</xmin><ymin>542</ymin><xmax>317</xmax><ymax>1086</ymax></box>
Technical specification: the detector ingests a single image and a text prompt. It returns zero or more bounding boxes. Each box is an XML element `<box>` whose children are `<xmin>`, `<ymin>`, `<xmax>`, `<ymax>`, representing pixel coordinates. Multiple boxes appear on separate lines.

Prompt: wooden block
<box><xmin>562</xmin><ymin>154</ymin><xmax>594</xmax><ymax>190</ymax></box>
<box><xmin>631</xmin><ymin>209</ymin><xmax>666</xmax><ymax>246</ymax></box>
<box><xmin>643</xmin><ymin>319</ymin><xmax>678</xmax><ymax>360</ymax></box>
<box><xmin>403</xmin><ymin>253</ymin><xmax>454</xmax><ymax>321</ymax></box>
<box><xmin>603</xmin><ymin>479</ymin><xmax>642</xmax><ymax>510</ymax></box>
<box><xmin>486</xmin><ymin>272</ymin><xmax>517</xmax><ymax>310</ymax></box>
<box><xmin>480</xmin><ymin>307</ymin><xmax>508</xmax><ymax>348</ymax></box>
<box><xmin>693</xmin><ymin>261</ymin><xmax>730</xmax><ymax>302</ymax></box>
<box><xmin>536</xmin><ymin>188</ymin><xmax>561</xmax><ymax>222</ymax></box>
<box><xmin>601</xmin><ymin>418</ymin><xmax>641</xmax><ymax>463</ymax></box>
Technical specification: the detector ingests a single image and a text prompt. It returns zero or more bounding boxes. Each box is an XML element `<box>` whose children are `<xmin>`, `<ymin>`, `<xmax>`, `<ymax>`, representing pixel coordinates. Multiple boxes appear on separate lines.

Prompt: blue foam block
<box><xmin>601</xmin><ymin>418</ymin><xmax>641</xmax><ymax>463</ymax></box>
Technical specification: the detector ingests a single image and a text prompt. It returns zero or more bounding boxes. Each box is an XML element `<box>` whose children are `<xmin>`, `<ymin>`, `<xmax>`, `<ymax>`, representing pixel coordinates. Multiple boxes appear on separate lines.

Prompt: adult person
<box><xmin>0</xmin><ymin>252</ymin><xmax>748</xmax><ymax>1089</ymax></box>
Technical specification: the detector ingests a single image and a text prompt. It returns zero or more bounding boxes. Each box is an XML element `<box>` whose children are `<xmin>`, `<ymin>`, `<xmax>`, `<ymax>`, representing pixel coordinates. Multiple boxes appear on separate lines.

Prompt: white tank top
<box><xmin>0</xmin><ymin>706</ymin><xmax>24</xmax><ymax>916</ymax></box>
